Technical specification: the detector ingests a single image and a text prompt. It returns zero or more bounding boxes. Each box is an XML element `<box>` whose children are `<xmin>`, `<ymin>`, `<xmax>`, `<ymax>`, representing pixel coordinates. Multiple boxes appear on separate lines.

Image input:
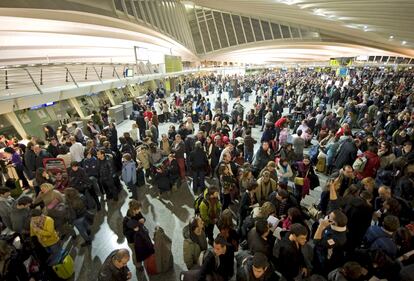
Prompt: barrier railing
<box><xmin>0</xmin><ymin>63</ymin><xmax>244</xmax><ymax>100</ymax></box>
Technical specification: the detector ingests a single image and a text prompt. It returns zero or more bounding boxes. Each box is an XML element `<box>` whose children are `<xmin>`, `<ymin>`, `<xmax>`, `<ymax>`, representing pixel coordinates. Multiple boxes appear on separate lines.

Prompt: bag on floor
<box><xmin>316</xmin><ymin>157</ymin><xmax>326</xmax><ymax>173</ymax></box>
<box><xmin>5</xmin><ymin>178</ymin><xmax>22</xmax><ymax>199</ymax></box>
<box><xmin>53</xmin><ymin>254</ymin><xmax>74</xmax><ymax>279</ymax></box>
<box><xmin>144</xmin><ymin>254</ymin><xmax>158</xmax><ymax>275</ymax></box>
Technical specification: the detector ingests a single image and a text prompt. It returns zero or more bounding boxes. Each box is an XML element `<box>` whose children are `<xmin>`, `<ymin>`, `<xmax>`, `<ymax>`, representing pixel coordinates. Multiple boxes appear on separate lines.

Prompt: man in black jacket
<box><xmin>97</xmin><ymin>150</ymin><xmax>118</xmax><ymax>201</ymax></box>
<box><xmin>274</xmin><ymin>223</ymin><xmax>308</xmax><ymax>281</ymax></box>
<box><xmin>68</xmin><ymin>161</ymin><xmax>101</xmax><ymax>210</ymax></box>
<box><xmin>188</xmin><ymin>141</ymin><xmax>208</xmax><ymax>194</ymax></box>
<box><xmin>236</xmin><ymin>252</ymin><xmax>280</xmax><ymax>281</ymax></box>
<box><xmin>98</xmin><ymin>249</ymin><xmax>132</xmax><ymax>281</ymax></box>
<box><xmin>198</xmin><ymin>236</ymin><xmax>228</xmax><ymax>281</ymax></box>
<box><xmin>135</xmin><ymin>111</ymin><xmax>146</xmax><ymax>140</ymax></box>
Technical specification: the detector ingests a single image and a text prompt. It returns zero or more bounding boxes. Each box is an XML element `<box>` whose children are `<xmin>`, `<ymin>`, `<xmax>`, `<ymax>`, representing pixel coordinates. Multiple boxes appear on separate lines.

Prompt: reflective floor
<box><xmin>72</xmin><ymin>92</ymin><xmax>263</xmax><ymax>281</ymax></box>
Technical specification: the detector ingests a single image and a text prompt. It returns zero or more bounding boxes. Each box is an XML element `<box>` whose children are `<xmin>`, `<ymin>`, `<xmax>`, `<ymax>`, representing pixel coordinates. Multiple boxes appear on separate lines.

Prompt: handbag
<box><xmin>294</xmin><ymin>169</ymin><xmax>309</xmax><ymax>186</ymax></box>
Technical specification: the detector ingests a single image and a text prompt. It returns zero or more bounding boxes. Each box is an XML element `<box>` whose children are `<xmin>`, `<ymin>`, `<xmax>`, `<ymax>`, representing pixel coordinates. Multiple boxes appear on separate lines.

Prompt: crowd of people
<box><xmin>0</xmin><ymin>67</ymin><xmax>413</xmax><ymax>281</ymax></box>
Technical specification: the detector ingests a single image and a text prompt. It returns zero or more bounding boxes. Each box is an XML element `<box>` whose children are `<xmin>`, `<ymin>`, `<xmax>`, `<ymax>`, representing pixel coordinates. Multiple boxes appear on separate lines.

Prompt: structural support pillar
<box><xmin>68</xmin><ymin>98</ymin><xmax>85</xmax><ymax>119</ymax></box>
<box><xmin>5</xmin><ymin>112</ymin><xmax>27</xmax><ymax>139</ymax></box>
<box><xmin>104</xmin><ymin>90</ymin><xmax>116</xmax><ymax>106</ymax></box>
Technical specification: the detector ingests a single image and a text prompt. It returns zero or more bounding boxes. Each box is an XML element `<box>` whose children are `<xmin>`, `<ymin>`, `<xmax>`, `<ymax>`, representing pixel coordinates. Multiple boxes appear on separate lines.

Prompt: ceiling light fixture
<box><xmin>402</xmin><ymin>41</ymin><xmax>407</xmax><ymax>45</ymax></box>
<box><xmin>389</xmin><ymin>35</ymin><xmax>394</xmax><ymax>39</ymax></box>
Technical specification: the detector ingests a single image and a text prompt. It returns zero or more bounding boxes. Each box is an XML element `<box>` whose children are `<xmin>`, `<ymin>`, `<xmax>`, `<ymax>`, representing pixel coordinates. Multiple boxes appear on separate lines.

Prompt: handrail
<box><xmin>0</xmin><ymin>63</ymin><xmax>245</xmax><ymax>101</ymax></box>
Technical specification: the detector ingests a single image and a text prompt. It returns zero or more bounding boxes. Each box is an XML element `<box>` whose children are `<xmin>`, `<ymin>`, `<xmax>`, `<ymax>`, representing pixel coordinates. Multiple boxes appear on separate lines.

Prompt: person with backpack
<box><xmin>236</xmin><ymin>252</ymin><xmax>280</xmax><ymax>281</ymax></box>
<box><xmin>354</xmin><ymin>145</ymin><xmax>381</xmax><ymax>180</ymax></box>
<box><xmin>199</xmin><ymin>186</ymin><xmax>221</xmax><ymax>246</ymax></box>
<box><xmin>197</xmin><ymin>235</ymin><xmax>228</xmax><ymax>281</ymax></box>
<box><xmin>182</xmin><ymin>217</ymin><xmax>208</xmax><ymax>270</ymax></box>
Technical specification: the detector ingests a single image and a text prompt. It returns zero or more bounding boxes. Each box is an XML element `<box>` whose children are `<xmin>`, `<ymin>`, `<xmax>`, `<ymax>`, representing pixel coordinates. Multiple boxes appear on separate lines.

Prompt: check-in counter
<box><xmin>120</xmin><ymin>101</ymin><xmax>133</xmax><ymax>119</ymax></box>
<box><xmin>108</xmin><ymin>105</ymin><xmax>124</xmax><ymax>124</ymax></box>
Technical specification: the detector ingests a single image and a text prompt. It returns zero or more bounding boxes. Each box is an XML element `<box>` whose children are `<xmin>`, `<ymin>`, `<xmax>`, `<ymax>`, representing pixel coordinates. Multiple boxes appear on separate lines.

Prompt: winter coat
<box><xmin>275</xmin><ymin>236</ymin><xmax>306</xmax><ymax>281</ymax></box>
<box><xmin>237</xmin><ymin>257</ymin><xmax>279</xmax><ymax>281</ymax></box>
<box><xmin>188</xmin><ymin>148</ymin><xmax>208</xmax><ymax>171</ymax></box>
<box><xmin>255</xmin><ymin>177</ymin><xmax>277</xmax><ymax>205</ymax></box>
<box><xmin>134</xmin><ymin>223</ymin><xmax>155</xmax><ymax>262</ymax></box>
<box><xmin>121</xmin><ymin>160</ymin><xmax>137</xmax><ymax>186</ymax></box>
<box><xmin>0</xmin><ymin>197</ymin><xmax>14</xmax><ymax>229</ymax></box>
<box><xmin>199</xmin><ymin>191</ymin><xmax>221</xmax><ymax>225</ymax></box>
<box><xmin>10</xmin><ymin>201</ymin><xmax>30</xmax><ymax>234</ymax></box>
<box><xmin>97</xmin><ymin>157</ymin><xmax>114</xmax><ymax>182</ymax></box>
<box><xmin>98</xmin><ymin>250</ymin><xmax>130</xmax><ymax>281</ymax></box>
<box><xmin>356</xmin><ymin>150</ymin><xmax>381</xmax><ymax>180</ymax></box>
<box><xmin>153</xmin><ymin>226</ymin><xmax>173</xmax><ymax>273</ymax></box>
<box><xmin>122</xmin><ymin>212</ymin><xmax>145</xmax><ymax>244</ymax></box>
<box><xmin>68</xmin><ymin>167</ymin><xmax>91</xmax><ymax>193</ymax></box>
<box><xmin>30</xmin><ymin>215</ymin><xmax>60</xmax><ymax>247</ymax></box>
<box><xmin>334</xmin><ymin>138</ymin><xmax>357</xmax><ymax>170</ymax></box>
<box><xmin>252</xmin><ymin>147</ymin><xmax>274</xmax><ymax>173</ymax></box>
<box><xmin>171</xmin><ymin>140</ymin><xmax>185</xmax><ymax>159</ymax></box>
<box><xmin>136</xmin><ymin>149</ymin><xmax>150</xmax><ymax>170</ymax></box>
<box><xmin>247</xmin><ymin>227</ymin><xmax>273</xmax><ymax>258</ymax></box>
<box><xmin>83</xmin><ymin>156</ymin><xmax>98</xmax><ymax>177</ymax></box>
<box><xmin>244</xmin><ymin>135</ymin><xmax>257</xmax><ymax>153</ymax></box>
<box><xmin>364</xmin><ymin>225</ymin><xmax>398</xmax><ymax>258</ymax></box>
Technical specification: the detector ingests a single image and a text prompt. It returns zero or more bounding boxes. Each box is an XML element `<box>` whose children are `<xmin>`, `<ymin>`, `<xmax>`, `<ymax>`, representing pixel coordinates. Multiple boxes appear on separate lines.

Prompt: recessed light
<box><xmin>402</xmin><ymin>41</ymin><xmax>407</xmax><ymax>45</ymax></box>
<box><xmin>389</xmin><ymin>35</ymin><xmax>394</xmax><ymax>39</ymax></box>
<box><xmin>363</xmin><ymin>25</ymin><xmax>368</xmax><ymax>29</ymax></box>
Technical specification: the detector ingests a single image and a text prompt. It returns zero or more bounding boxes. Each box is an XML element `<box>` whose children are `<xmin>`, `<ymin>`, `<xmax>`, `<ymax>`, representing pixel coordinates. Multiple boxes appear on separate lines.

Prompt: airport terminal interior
<box><xmin>1</xmin><ymin>1</ymin><xmax>414</xmax><ymax>281</ymax></box>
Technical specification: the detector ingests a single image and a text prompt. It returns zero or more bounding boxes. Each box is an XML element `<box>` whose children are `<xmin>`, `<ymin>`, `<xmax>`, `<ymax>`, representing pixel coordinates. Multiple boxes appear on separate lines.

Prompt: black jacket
<box><xmin>274</xmin><ymin>236</ymin><xmax>305</xmax><ymax>281</ymax></box>
<box><xmin>97</xmin><ymin>157</ymin><xmax>114</xmax><ymax>181</ymax></box>
<box><xmin>237</xmin><ymin>257</ymin><xmax>279</xmax><ymax>281</ymax></box>
<box><xmin>188</xmin><ymin>148</ymin><xmax>208</xmax><ymax>171</ymax></box>
<box><xmin>68</xmin><ymin>167</ymin><xmax>91</xmax><ymax>193</ymax></box>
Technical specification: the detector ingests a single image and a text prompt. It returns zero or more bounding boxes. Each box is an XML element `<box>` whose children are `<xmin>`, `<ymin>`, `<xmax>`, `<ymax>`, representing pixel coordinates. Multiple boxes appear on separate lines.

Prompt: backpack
<box><xmin>194</xmin><ymin>192</ymin><xmax>208</xmax><ymax>215</ymax></box>
<box><xmin>352</xmin><ymin>155</ymin><xmax>368</xmax><ymax>172</ymax></box>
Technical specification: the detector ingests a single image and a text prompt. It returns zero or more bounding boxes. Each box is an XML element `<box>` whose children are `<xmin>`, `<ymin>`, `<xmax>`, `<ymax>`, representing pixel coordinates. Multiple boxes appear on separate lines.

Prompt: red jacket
<box><xmin>356</xmin><ymin>151</ymin><xmax>381</xmax><ymax>180</ymax></box>
<box><xmin>275</xmin><ymin>117</ymin><xmax>287</xmax><ymax>128</ymax></box>
<box><xmin>143</xmin><ymin>111</ymin><xmax>153</xmax><ymax>121</ymax></box>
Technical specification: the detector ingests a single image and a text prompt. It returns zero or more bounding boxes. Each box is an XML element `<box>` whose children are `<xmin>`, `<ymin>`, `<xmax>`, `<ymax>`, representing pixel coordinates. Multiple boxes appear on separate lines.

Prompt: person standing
<box><xmin>97</xmin><ymin>150</ymin><xmax>118</xmax><ymax>201</ymax></box>
<box><xmin>121</xmin><ymin>153</ymin><xmax>137</xmax><ymax>200</ymax></box>
<box><xmin>69</xmin><ymin>136</ymin><xmax>85</xmax><ymax>164</ymax></box>
<box><xmin>188</xmin><ymin>141</ymin><xmax>208</xmax><ymax>194</ymax></box>
<box><xmin>171</xmin><ymin>134</ymin><xmax>186</xmax><ymax>181</ymax></box>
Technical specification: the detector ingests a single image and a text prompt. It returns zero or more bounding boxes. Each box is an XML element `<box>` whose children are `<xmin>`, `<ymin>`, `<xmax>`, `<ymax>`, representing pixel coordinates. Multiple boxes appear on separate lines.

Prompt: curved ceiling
<box><xmin>0</xmin><ymin>8</ymin><xmax>198</xmax><ymax>65</ymax></box>
<box><xmin>191</xmin><ymin>0</ymin><xmax>414</xmax><ymax>61</ymax></box>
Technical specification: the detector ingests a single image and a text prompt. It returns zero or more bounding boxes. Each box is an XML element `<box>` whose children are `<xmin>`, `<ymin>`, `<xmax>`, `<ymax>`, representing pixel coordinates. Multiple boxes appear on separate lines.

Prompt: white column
<box><xmin>68</xmin><ymin>98</ymin><xmax>85</xmax><ymax>119</ymax></box>
<box><xmin>5</xmin><ymin>112</ymin><xmax>27</xmax><ymax>139</ymax></box>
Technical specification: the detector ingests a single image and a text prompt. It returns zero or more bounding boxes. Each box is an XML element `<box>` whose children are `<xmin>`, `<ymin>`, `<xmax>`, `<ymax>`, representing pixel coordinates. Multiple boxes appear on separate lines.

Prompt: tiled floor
<box><xmin>72</xmin><ymin>91</ymin><xmax>264</xmax><ymax>281</ymax></box>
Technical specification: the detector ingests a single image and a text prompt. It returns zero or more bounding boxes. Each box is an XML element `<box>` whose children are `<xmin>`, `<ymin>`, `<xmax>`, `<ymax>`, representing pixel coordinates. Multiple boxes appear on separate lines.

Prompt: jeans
<box><xmin>73</xmin><ymin>217</ymin><xmax>90</xmax><ymax>242</ymax></box>
<box><xmin>192</xmin><ymin>170</ymin><xmax>205</xmax><ymax>193</ymax></box>
<box><xmin>244</xmin><ymin>149</ymin><xmax>253</xmax><ymax>163</ymax></box>
<box><xmin>46</xmin><ymin>242</ymin><xmax>62</xmax><ymax>266</ymax></box>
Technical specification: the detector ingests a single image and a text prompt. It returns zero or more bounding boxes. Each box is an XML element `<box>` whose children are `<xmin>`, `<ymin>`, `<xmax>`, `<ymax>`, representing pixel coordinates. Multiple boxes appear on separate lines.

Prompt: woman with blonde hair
<box><xmin>33</xmin><ymin>182</ymin><xmax>64</xmax><ymax>209</ymax></box>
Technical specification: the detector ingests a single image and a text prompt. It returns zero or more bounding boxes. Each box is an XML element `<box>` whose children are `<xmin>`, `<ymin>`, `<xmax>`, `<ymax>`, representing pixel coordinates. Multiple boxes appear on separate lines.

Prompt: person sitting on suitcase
<box><xmin>98</xmin><ymin>248</ymin><xmax>132</xmax><ymax>281</ymax></box>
